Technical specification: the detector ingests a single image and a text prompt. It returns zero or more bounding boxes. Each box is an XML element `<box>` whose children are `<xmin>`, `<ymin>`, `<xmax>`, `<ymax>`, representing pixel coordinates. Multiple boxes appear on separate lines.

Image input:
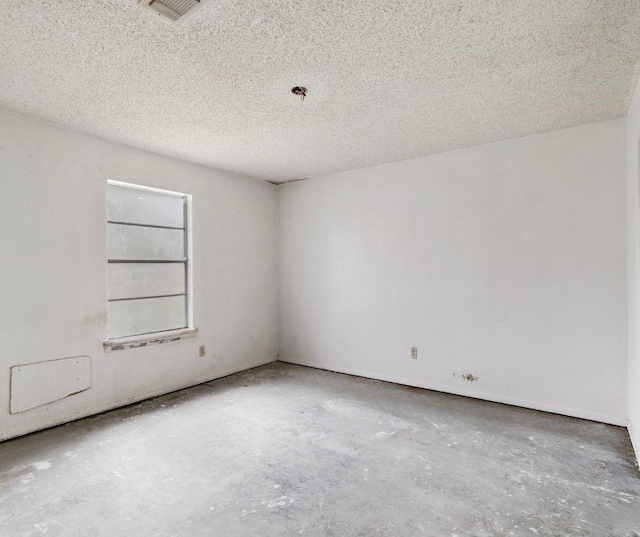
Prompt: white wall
<box><xmin>280</xmin><ymin>119</ymin><xmax>628</xmax><ymax>425</ymax></box>
<box><xmin>0</xmin><ymin>110</ymin><xmax>279</xmax><ymax>441</ymax></box>
<box><xmin>1</xmin><ymin>107</ymin><xmax>633</xmax><ymax>443</ymax></box>
<box><xmin>627</xmin><ymin>78</ymin><xmax>640</xmax><ymax>459</ymax></box>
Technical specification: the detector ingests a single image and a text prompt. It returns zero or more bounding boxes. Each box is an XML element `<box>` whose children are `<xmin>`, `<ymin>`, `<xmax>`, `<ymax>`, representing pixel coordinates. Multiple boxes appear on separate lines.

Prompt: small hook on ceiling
<box><xmin>291</xmin><ymin>86</ymin><xmax>307</xmax><ymax>101</ymax></box>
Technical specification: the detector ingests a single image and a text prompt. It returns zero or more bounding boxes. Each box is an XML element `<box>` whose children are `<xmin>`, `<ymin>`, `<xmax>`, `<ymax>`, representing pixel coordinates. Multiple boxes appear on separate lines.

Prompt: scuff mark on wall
<box><xmin>81</xmin><ymin>311</ymin><xmax>107</xmax><ymax>326</ymax></box>
<box><xmin>454</xmin><ymin>372</ymin><xmax>479</xmax><ymax>382</ymax></box>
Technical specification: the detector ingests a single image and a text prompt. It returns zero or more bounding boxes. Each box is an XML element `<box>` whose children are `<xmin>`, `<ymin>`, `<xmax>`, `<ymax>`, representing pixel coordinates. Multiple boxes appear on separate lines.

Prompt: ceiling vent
<box><xmin>139</xmin><ymin>0</ymin><xmax>205</xmax><ymax>22</ymax></box>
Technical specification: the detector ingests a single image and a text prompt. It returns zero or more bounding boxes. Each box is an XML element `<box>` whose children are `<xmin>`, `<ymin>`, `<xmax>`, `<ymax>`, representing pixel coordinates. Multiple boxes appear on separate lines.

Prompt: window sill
<box><xmin>103</xmin><ymin>328</ymin><xmax>198</xmax><ymax>352</ymax></box>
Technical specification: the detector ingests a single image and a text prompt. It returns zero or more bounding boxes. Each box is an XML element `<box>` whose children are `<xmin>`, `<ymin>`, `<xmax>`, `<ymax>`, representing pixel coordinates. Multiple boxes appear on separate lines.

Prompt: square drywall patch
<box><xmin>10</xmin><ymin>356</ymin><xmax>91</xmax><ymax>414</ymax></box>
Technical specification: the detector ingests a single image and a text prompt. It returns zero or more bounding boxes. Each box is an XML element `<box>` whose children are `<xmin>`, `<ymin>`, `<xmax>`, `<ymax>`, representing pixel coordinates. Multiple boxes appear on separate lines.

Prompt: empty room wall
<box><xmin>627</xmin><ymin>77</ymin><xmax>640</xmax><ymax>458</ymax></box>
<box><xmin>0</xmin><ymin>110</ymin><xmax>279</xmax><ymax>441</ymax></box>
<box><xmin>280</xmin><ymin>119</ymin><xmax>628</xmax><ymax>425</ymax></box>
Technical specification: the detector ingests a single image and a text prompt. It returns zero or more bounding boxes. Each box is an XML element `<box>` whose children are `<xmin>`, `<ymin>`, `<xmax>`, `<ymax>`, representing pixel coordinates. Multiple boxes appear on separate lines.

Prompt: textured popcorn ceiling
<box><xmin>1</xmin><ymin>1</ymin><xmax>639</xmax><ymax>183</ymax></box>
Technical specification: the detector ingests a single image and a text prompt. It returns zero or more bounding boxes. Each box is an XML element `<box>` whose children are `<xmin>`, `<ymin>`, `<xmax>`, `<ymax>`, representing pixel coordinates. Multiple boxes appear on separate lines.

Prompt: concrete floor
<box><xmin>0</xmin><ymin>363</ymin><xmax>639</xmax><ymax>536</ymax></box>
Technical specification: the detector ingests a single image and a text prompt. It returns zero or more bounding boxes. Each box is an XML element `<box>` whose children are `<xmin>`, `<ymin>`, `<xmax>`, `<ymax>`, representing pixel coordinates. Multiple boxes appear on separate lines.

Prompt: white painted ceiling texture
<box><xmin>1</xmin><ymin>1</ymin><xmax>639</xmax><ymax>183</ymax></box>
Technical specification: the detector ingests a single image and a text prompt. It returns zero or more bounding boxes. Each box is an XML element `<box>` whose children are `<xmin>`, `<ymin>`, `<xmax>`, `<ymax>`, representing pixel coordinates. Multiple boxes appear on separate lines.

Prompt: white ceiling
<box><xmin>1</xmin><ymin>1</ymin><xmax>639</xmax><ymax>183</ymax></box>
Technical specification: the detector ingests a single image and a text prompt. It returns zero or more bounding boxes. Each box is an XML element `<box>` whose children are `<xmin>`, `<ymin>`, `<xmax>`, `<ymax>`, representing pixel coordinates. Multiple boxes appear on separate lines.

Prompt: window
<box><xmin>106</xmin><ymin>181</ymin><xmax>193</xmax><ymax>344</ymax></box>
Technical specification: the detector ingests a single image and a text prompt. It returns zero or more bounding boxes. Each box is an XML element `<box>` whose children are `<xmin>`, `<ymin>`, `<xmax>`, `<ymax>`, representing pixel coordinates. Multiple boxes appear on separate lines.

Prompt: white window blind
<box><xmin>107</xmin><ymin>182</ymin><xmax>189</xmax><ymax>339</ymax></box>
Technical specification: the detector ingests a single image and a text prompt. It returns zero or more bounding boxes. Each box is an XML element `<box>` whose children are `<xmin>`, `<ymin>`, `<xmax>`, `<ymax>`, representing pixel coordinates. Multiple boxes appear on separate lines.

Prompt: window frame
<box><xmin>104</xmin><ymin>180</ymin><xmax>196</xmax><ymax>351</ymax></box>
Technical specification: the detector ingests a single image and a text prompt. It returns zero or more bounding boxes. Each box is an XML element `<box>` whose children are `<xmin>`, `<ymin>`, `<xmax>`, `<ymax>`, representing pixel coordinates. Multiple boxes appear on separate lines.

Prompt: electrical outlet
<box><xmin>411</xmin><ymin>347</ymin><xmax>418</xmax><ymax>360</ymax></box>
<box><xmin>199</xmin><ymin>345</ymin><xmax>206</xmax><ymax>357</ymax></box>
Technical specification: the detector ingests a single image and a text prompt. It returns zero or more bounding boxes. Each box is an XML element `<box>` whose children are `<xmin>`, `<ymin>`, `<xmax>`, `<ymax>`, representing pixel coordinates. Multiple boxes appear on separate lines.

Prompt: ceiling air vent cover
<box><xmin>139</xmin><ymin>0</ymin><xmax>205</xmax><ymax>22</ymax></box>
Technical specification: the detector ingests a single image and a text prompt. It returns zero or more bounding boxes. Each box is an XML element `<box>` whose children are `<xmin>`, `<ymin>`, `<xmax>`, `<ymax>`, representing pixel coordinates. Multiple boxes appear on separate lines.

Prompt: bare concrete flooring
<box><xmin>1</xmin><ymin>362</ymin><xmax>639</xmax><ymax>536</ymax></box>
